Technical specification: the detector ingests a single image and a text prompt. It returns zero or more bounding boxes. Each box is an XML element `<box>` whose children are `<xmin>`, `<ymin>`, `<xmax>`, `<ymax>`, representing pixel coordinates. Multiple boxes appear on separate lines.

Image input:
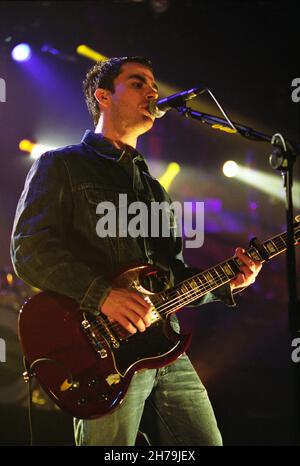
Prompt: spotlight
<box><xmin>231</xmin><ymin>165</ymin><xmax>300</xmax><ymax>208</ymax></box>
<box><xmin>41</xmin><ymin>44</ymin><xmax>76</xmax><ymax>63</ymax></box>
<box><xmin>76</xmin><ymin>45</ymin><xmax>107</xmax><ymax>62</ymax></box>
<box><xmin>158</xmin><ymin>162</ymin><xmax>180</xmax><ymax>191</ymax></box>
<box><xmin>19</xmin><ymin>139</ymin><xmax>53</xmax><ymax>159</ymax></box>
<box><xmin>11</xmin><ymin>43</ymin><xmax>32</xmax><ymax>62</ymax></box>
<box><xmin>223</xmin><ymin>160</ymin><xmax>239</xmax><ymax>178</ymax></box>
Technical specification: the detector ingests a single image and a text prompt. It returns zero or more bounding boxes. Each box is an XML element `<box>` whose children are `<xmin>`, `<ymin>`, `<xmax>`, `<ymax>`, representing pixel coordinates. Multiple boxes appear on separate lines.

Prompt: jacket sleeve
<box><xmin>10</xmin><ymin>151</ymin><xmax>111</xmax><ymax>315</ymax></box>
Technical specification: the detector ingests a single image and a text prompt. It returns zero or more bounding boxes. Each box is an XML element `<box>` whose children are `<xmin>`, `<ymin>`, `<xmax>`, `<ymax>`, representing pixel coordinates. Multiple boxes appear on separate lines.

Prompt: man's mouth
<box><xmin>140</xmin><ymin>106</ymin><xmax>154</xmax><ymax>119</ymax></box>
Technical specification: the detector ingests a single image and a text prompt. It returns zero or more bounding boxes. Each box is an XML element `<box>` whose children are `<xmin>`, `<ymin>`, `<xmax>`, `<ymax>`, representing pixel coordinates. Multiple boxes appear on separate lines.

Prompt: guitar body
<box><xmin>18</xmin><ymin>265</ymin><xmax>191</xmax><ymax>419</ymax></box>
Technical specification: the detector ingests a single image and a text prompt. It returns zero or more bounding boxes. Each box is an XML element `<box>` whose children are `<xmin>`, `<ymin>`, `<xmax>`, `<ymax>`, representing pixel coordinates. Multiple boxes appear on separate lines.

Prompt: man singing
<box><xmin>11</xmin><ymin>56</ymin><xmax>261</xmax><ymax>446</ymax></box>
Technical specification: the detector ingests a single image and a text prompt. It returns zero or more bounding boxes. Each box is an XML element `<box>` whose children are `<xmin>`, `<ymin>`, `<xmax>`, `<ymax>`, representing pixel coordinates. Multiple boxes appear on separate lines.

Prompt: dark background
<box><xmin>0</xmin><ymin>0</ymin><xmax>299</xmax><ymax>446</ymax></box>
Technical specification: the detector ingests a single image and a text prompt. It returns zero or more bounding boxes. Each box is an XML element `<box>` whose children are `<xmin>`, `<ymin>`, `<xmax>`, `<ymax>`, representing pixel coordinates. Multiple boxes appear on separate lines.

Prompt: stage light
<box><xmin>19</xmin><ymin>139</ymin><xmax>54</xmax><ymax>159</ymax></box>
<box><xmin>76</xmin><ymin>45</ymin><xmax>107</xmax><ymax>62</ymax></box>
<box><xmin>224</xmin><ymin>163</ymin><xmax>300</xmax><ymax>208</ymax></box>
<box><xmin>6</xmin><ymin>273</ymin><xmax>13</xmax><ymax>285</ymax></box>
<box><xmin>158</xmin><ymin>162</ymin><xmax>181</xmax><ymax>191</ymax></box>
<box><xmin>223</xmin><ymin>160</ymin><xmax>239</xmax><ymax>178</ymax></box>
<box><xmin>41</xmin><ymin>44</ymin><xmax>76</xmax><ymax>62</ymax></box>
<box><xmin>19</xmin><ymin>139</ymin><xmax>34</xmax><ymax>152</ymax></box>
<box><xmin>11</xmin><ymin>43</ymin><xmax>32</xmax><ymax>62</ymax></box>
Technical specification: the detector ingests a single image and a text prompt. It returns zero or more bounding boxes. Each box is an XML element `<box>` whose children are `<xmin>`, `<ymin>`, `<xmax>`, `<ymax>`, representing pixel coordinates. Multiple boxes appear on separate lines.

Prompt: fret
<box><xmin>197</xmin><ymin>273</ymin><xmax>209</xmax><ymax>289</ymax></box>
<box><xmin>183</xmin><ymin>278</ymin><xmax>198</xmax><ymax>294</ymax></box>
<box><xmin>277</xmin><ymin>234</ymin><xmax>287</xmax><ymax>248</ymax></box>
<box><xmin>220</xmin><ymin>261</ymin><xmax>235</xmax><ymax>279</ymax></box>
<box><xmin>271</xmin><ymin>235</ymin><xmax>286</xmax><ymax>251</ymax></box>
<box><xmin>227</xmin><ymin>258</ymin><xmax>241</xmax><ymax>275</ymax></box>
<box><xmin>204</xmin><ymin>271</ymin><xmax>216</xmax><ymax>286</ymax></box>
<box><xmin>190</xmin><ymin>277</ymin><xmax>199</xmax><ymax>290</ymax></box>
<box><xmin>247</xmin><ymin>247</ymin><xmax>262</xmax><ymax>262</ymax></box>
<box><xmin>186</xmin><ymin>280</ymin><xmax>195</xmax><ymax>291</ymax></box>
<box><xmin>215</xmin><ymin>264</ymin><xmax>230</xmax><ymax>282</ymax></box>
<box><xmin>210</xmin><ymin>267</ymin><xmax>225</xmax><ymax>287</ymax></box>
<box><xmin>264</xmin><ymin>240</ymin><xmax>278</xmax><ymax>256</ymax></box>
<box><xmin>180</xmin><ymin>282</ymin><xmax>190</xmax><ymax>294</ymax></box>
<box><xmin>212</xmin><ymin>267</ymin><xmax>222</xmax><ymax>283</ymax></box>
<box><xmin>175</xmin><ymin>288</ymin><xmax>184</xmax><ymax>297</ymax></box>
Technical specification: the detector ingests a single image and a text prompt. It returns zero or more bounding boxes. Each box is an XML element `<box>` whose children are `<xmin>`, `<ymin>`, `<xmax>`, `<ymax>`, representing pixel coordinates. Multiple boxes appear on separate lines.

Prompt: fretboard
<box><xmin>153</xmin><ymin>230</ymin><xmax>294</xmax><ymax>316</ymax></box>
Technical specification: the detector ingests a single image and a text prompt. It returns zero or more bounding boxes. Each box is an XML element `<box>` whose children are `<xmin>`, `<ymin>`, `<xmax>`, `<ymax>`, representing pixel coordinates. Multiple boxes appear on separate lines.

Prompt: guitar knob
<box><xmin>88</xmin><ymin>378</ymin><xmax>99</xmax><ymax>387</ymax></box>
<box><xmin>77</xmin><ymin>396</ymin><xmax>88</xmax><ymax>406</ymax></box>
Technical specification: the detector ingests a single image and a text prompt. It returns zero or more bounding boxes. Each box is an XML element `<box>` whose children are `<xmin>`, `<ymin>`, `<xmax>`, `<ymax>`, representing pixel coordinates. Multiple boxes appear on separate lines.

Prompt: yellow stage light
<box><xmin>212</xmin><ymin>124</ymin><xmax>237</xmax><ymax>134</ymax></box>
<box><xmin>19</xmin><ymin>139</ymin><xmax>54</xmax><ymax>159</ymax></box>
<box><xmin>76</xmin><ymin>45</ymin><xmax>108</xmax><ymax>62</ymax></box>
<box><xmin>6</xmin><ymin>273</ymin><xmax>13</xmax><ymax>285</ymax></box>
<box><xmin>158</xmin><ymin>162</ymin><xmax>181</xmax><ymax>191</ymax></box>
<box><xmin>19</xmin><ymin>139</ymin><xmax>34</xmax><ymax>153</ymax></box>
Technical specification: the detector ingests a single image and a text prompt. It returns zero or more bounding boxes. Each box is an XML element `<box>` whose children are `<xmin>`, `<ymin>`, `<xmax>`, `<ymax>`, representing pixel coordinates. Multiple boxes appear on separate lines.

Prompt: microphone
<box><xmin>148</xmin><ymin>86</ymin><xmax>204</xmax><ymax>118</ymax></box>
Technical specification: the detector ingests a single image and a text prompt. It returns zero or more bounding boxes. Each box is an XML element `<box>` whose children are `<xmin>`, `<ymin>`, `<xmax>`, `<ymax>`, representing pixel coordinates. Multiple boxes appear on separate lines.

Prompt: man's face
<box><xmin>104</xmin><ymin>62</ymin><xmax>159</xmax><ymax>136</ymax></box>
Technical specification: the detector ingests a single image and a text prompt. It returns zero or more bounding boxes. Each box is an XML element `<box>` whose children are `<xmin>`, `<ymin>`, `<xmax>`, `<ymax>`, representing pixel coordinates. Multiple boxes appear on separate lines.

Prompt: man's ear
<box><xmin>94</xmin><ymin>88</ymin><xmax>110</xmax><ymax>109</ymax></box>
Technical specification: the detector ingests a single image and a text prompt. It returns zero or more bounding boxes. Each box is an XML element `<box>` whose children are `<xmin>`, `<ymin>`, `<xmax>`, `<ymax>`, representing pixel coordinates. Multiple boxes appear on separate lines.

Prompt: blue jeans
<box><xmin>73</xmin><ymin>353</ymin><xmax>222</xmax><ymax>446</ymax></box>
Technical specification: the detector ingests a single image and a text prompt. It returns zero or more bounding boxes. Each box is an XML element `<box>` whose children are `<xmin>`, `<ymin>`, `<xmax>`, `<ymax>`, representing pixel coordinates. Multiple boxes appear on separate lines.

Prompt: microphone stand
<box><xmin>176</xmin><ymin>105</ymin><xmax>300</xmax><ymax>442</ymax></box>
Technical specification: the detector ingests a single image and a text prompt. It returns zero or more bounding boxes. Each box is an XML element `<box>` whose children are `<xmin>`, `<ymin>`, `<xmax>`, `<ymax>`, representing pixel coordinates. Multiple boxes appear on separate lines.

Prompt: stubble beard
<box><xmin>111</xmin><ymin>102</ymin><xmax>154</xmax><ymax>138</ymax></box>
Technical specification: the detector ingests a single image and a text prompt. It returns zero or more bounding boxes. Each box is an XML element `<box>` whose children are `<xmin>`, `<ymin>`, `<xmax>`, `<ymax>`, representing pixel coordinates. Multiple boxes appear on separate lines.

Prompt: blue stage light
<box><xmin>11</xmin><ymin>43</ymin><xmax>32</xmax><ymax>62</ymax></box>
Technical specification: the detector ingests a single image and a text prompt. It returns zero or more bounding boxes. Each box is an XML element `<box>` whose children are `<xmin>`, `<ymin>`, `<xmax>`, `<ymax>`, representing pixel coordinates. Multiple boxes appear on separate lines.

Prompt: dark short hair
<box><xmin>83</xmin><ymin>56</ymin><xmax>153</xmax><ymax>126</ymax></box>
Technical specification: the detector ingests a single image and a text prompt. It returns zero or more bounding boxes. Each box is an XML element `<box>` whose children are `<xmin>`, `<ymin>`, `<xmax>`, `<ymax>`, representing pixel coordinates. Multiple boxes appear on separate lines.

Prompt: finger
<box><xmin>127</xmin><ymin>310</ymin><xmax>147</xmax><ymax>332</ymax></box>
<box><xmin>231</xmin><ymin>273</ymin><xmax>246</xmax><ymax>288</ymax></box>
<box><xmin>240</xmin><ymin>262</ymin><xmax>262</xmax><ymax>279</ymax></box>
<box><xmin>126</xmin><ymin>299</ymin><xmax>152</xmax><ymax>328</ymax></box>
<box><xmin>235</xmin><ymin>248</ymin><xmax>255</xmax><ymax>269</ymax></box>
<box><xmin>114</xmin><ymin>307</ymin><xmax>147</xmax><ymax>332</ymax></box>
<box><xmin>239</xmin><ymin>265</ymin><xmax>253</xmax><ymax>279</ymax></box>
<box><xmin>238</xmin><ymin>267</ymin><xmax>256</xmax><ymax>285</ymax></box>
<box><xmin>116</xmin><ymin>314</ymin><xmax>138</xmax><ymax>334</ymax></box>
<box><xmin>236</xmin><ymin>248</ymin><xmax>262</xmax><ymax>272</ymax></box>
<box><xmin>129</xmin><ymin>290</ymin><xmax>153</xmax><ymax>310</ymax></box>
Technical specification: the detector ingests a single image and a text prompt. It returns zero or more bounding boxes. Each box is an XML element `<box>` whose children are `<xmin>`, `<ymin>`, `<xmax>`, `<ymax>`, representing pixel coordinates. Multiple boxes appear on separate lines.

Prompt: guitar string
<box><xmin>149</xmin><ymin>234</ymin><xmax>290</xmax><ymax>319</ymax></box>
<box><xmin>96</xmin><ymin>246</ymin><xmax>256</xmax><ymax>334</ymax></box>
<box><xmin>93</xmin><ymin>236</ymin><xmax>288</xmax><ymax>338</ymax></box>
<box><xmin>93</xmin><ymin>273</ymin><xmax>228</xmax><ymax>338</ymax></box>
<box><xmin>92</xmin><ymin>234</ymin><xmax>290</xmax><ymax>339</ymax></box>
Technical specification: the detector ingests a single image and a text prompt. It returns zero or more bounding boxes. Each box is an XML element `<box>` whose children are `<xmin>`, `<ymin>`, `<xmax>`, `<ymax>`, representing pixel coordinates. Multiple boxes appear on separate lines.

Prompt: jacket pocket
<box><xmin>83</xmin><ymin>186</ymin><xmax>144</xmax><ymax>267</ymax></box>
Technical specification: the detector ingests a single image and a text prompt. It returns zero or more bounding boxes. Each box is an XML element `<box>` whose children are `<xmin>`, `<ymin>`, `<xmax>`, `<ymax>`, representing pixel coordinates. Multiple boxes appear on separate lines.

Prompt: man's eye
<box><xmin>132</xmin><ymin>82</ymin><xmax>143</xmax><ymax>88</ymax></box>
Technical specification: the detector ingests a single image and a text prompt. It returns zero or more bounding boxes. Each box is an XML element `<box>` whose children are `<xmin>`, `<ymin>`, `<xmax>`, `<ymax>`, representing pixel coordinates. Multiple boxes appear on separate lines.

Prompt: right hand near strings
<box><xmin>100</xmin><ymin>288</ymin><xmax>153</xmax><ymax>334</ymax></box>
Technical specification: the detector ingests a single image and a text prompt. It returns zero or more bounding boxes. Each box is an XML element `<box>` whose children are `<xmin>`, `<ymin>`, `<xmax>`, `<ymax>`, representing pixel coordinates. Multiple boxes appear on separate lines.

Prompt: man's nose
<box><xmin>146</xmin><ymin>87</ymin><xmax>158</xmax><ymax>101</ymax></box>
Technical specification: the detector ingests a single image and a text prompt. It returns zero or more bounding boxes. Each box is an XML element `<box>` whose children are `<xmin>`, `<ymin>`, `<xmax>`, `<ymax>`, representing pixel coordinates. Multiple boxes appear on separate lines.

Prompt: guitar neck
<box><xmin>156</xmin><ymin>230</ymin><xmax>292</xmax><ymax>315</ymax></box>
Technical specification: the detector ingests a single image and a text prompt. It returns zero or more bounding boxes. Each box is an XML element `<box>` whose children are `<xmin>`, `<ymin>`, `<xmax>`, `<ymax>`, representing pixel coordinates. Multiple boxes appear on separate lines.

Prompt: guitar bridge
<box><xmin>97</xmin><ymin>316</ymin><xmax>120</xmax><ymax>349</ymax></box>
<box><xmin>81</xmin><ymin>319</ymin><xmax>108</xmax><ymax>358</ymax></box>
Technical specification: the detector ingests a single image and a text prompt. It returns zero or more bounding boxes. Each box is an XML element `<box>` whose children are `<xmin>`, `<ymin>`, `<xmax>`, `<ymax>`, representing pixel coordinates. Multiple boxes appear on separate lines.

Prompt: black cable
<box><xmin>23</xmin><ymin>356</ymin><xmax>76</xmax><ymax>446</ymax></box>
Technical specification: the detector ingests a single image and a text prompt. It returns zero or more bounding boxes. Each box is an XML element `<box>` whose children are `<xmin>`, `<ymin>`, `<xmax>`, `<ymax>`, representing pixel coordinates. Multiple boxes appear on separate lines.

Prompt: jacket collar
<box><xmin>81</xmin><ymin>130</ymin><xmax>125</xmax><ymax>161</ymax></box>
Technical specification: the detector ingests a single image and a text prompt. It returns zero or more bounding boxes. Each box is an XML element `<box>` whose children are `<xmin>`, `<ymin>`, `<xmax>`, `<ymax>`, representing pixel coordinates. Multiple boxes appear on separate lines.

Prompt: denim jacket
<box><xmin>10</xmin><ymin>130</ymin><xmax>236</xmax><ymax>315</ymax></box>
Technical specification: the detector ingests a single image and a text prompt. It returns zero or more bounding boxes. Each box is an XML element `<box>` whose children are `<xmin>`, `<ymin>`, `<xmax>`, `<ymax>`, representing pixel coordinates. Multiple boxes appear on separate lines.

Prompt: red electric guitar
<box><xmin>18</xmin><ymin>218</ymin><xmax>300</xmax><ymax>419</ymax></box>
